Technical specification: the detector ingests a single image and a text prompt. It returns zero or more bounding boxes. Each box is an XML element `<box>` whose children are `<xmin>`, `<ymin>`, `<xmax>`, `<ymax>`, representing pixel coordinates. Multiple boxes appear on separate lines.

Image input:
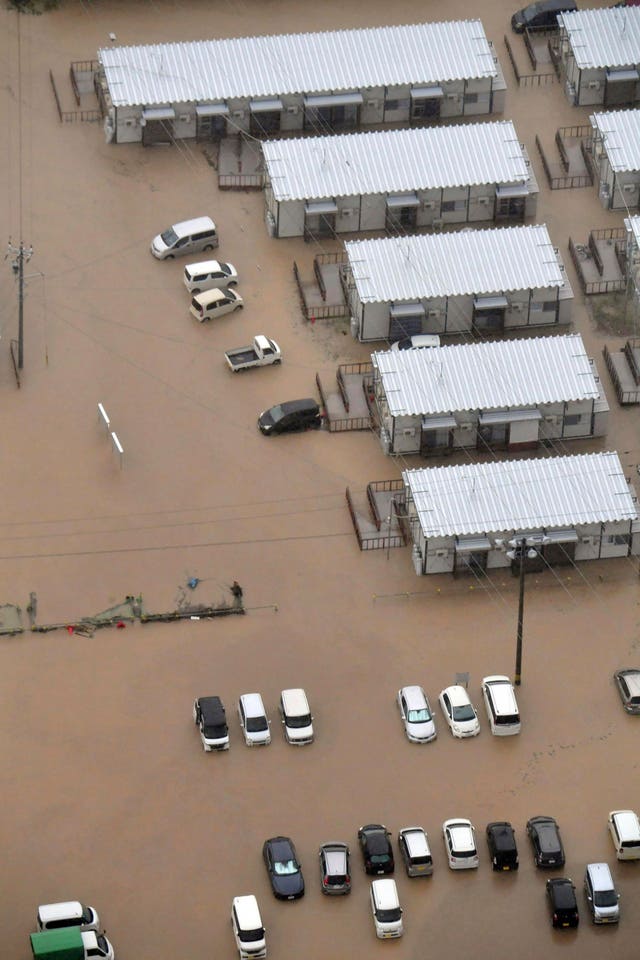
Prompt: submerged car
<box><xmin>189</xmin><ymin>286</ymin><xmax>243</xmax><ymax>322</ymax></box>
<box><xmin>319</xmin><ymin>842</ymin><xmax>351</xmax><ymax>895</ymax></box>
<box><xmin>193</xmin><ymin>695</ymin><xmax>229</xmax><ymax>751</ymax></box>
<box><xmin>614</xmin><ymin>668</ymin><xmax>640</xmax><ymax>715</ymax></box>
<box><xmin>358</xmin><ymin>824</ymin><xmax>394</xmax><ymax>875</ymax></box>
<box><xmin>263</xmin><ymin>836</ymin><xmax>305</xmax><ymax>900</ymax></box>
<box><xmin>238</xmin><ymin>692</ymin><xmax>271</xmax><ymax>746</ymax></box>
<box><xmin>391</xmin><ymin>334</ymin><xmax>441</xmax><ymax>351</ymax></box>
<box><xmin>511</xmin><ymin>0</ymin><xmax>577</xmax><ymax>33</ymax></box>
<box><xmin>547</xmin><ymin>878</ymin><xmax>579</xmax><ymax>928</ymax></box>
<box><xmin>398</xmin><ymin>827</ymin><xmax>433</xmax><ymax>877</ymax></box>
<box><xmin>258</xmin><ymin>398</ymin><xmax>322</xmax><ymax>435</ymax></box>
<box><xmin>443</xmin><ymin>819</ymin><xmax>479</xmax><ymax>870</ymax></box>
<box><xmin>527</xmin><ymin>816</ymin><xmax>565</xmax><ymax>868</ymax></box>
<box><xmin>397</xmin><ymin>685</ymin><xmax>437</xmax><ymax>743</ymax></box>
<box><xmin>486</xmin><ymin>821</ymin><xmax>519</xmax><ymax>871</ymax></box>
<box><xmin>438</xmin><ymin>685</ymin><xmax>480</xmax><ymax>738</ymax></box>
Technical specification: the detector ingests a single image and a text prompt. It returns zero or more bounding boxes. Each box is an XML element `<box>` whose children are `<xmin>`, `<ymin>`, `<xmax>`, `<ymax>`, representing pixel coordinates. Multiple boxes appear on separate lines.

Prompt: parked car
<box><xmin>358</xmin><ymin>824</ymin><xmax>394</xmax><ymax>875</ymax></box>
<box><xmin>190</xmin><ymin>286</ymin><xmax>243</xmax><ymax>322</ymax></box>
<box><xmin>511</xmin><ymin>0</ymin><xmax>577</xmax><ymax>33</ymax></box>
<box><xmin>193</xmin><ymin>695</ymin><xmax>229</xmax><ymax>751</ymax></box>
<box><xmin>397</xmin><ymin>685</ymin><xmax>437</xmax><ymax>743</ymax></box>
<box><xmin>398</xmin><ymin>827</ymin><xmax>433</xmax><ymax>877</ymax></box>
<box><xmin>262</xmin><ymin>837</ymin><xmax>305</xmax><ymax>900</ymax></box>
<box><xmin>526</xmin><ymin>816</ymin><xmax>565</xmax><ymax>868</ymax></box>
<box><xmin>231</xmin><ymin>895</ymin><xmax>266</xmax><ymax>960</ymax></box>
<box><xmin>547</xmin><ymin>878</ymin><xmax>579</xmax><ymax>928</ymax></box>
<box><xmin>613</xmin><ymin>668</ymin><xmax>640</xmax><ymax>715</ymax></box>
<box><xmin>443</xmin><ymin>819</ymin><xmax>479</xmax><ymax>869</ymax></box>
<box><xmin>225</xmin><ymin>335</ymin><xmax>282</xmax><ymax>372</ymax></box>
<box><xmin>36</xmin><ymin>902</ymin><xmax>101</xmax><ymax>933</ymax></box>
<box><xmin>279</xmin><ymin>688</ymin><xmax>314</xmax><ymax>745</ymax></box>
<box><xmin>481</xmin><ymin>675</ymin><xmax>521</xmax><ymax>735</ymax></box>
<box><xmin>237</xmin><ymin>692</ymin><xmax>271</xmax><ymax>746</ymax></box>
<box><xmin>318</xmin><ymin>842</ymin><xmax>351</xmax><ymax>895</ymax></box>
<box><xmin>183</xmin><ymin>259</ymin><xmax>238</xmax><ymax>294</ymax></box>
<box><xmin>608</xmin><ymin>809</ymin><xmax>640</xmax><ymax>860</ymax></box>
<box><xmin>391</xmin><ymin>334</ymin><xmax>441</xmax><ymax>351</ymax></box>
<box><xmin>258</xmin><ymin>398</ymin><xmax>322</xmax><ymax>435</ymax></box>
<box><xmin>486</xmin><ymin>821</ymin><xmax>519</xmax><ymax>871</ymax></box>
<box><xmin>151</xmin><ymin>216</ymin><xmax>218</xmax><ymax>259</ymax></box>
<box><xmin>370</xmin><ymin>878</ymin><xmax>403</xmax><ymax>939</ymax></box>
<box><xmin>438</xmin><ymin>685</ymin><xmax>480</xmax><ymax>738</ymax></box>
<box><xmin>584</xmin><ymin>862</ymin><xmax>620</xmax><ymax>924</ymax></box>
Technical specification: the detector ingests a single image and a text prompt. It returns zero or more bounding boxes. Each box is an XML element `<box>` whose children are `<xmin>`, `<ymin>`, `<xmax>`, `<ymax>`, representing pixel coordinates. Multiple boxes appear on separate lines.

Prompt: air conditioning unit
<box><xmin>477</xmin><ymin>196</ymin><xmax>490</xmax><ymax>205</ymax></box>
<box><xmin>423</xmin><ymin>199</ymin><xmax>435</xmax><ymax>209</ymax></box>
<box><xmin>286</xmin><ymin>105</ymin><xmax>299</xmax><ymax>115</ymax></box>
<box><xmin>544</xmin><ymin>415</ymin><xmax>559</xmax><ymax>425</ymax></box>
<box><xmin>460</xmin><ymin>423</ymin><xmax>474</xmax><ymax>432</ymax></box>
<box><xmin>588</xmin><ymin>81</ymin><xmax>600</xmax><ymax>90</ymax></box>
<box><xmin>340</xmin><ymin>208</ymin><xmax>355</xmax><ymax>217</ymax></box>
<box><xmin>366</xmin><ymin>99</ymin><xmax>379</xmax><ymax>108</ymax></box>
<box><xmin>446</xmin><ymin>93</ymin><xmax>459</xmax><ymax>100</ymax></box>
<box><xmin>581</xmin><ymin>536</ymin><xmax>593</xmax><ymax>545</ymax></box>
<box><xmin>435</xmin><ymin>549</ymin><xmax>448</xmax><ymax>558</ymax></box>
<box><xmin>428</xmin><ymin>309</ymin><xmax>441</xmax><ymax>318</ymax></box>
<box><xmin>623</xmin><ymin>183</ymin><xmax>637</xmax><ymax>193</ymax></box>
<box><xmin>124</xmin><ymin>118</ymin><xmax>135</xmax><ymax>127</ymax></box>
<box><xmin>511</xmin><ymin>302</ymin><xmax>524</xmax><ymax>312</ymax></box>
<box><xmin>403</xmin><ymin>428</ymin><xmax>416</xmax><ymax>437</ymax></box>
<box><xmin>233</xmin><ymin>110</ymin><xmax>244</xmax><ymax>118</ymax></box>
<box><xmin>178</xmin><ymin>114</ymin><xmax>190</xmax><ymax>123</ymax></box>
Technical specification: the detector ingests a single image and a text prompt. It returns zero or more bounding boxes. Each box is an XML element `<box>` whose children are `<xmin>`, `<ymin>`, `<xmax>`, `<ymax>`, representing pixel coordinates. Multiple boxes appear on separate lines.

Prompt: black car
<box><xmin>358</xmin><ymin>824</ymin><xmax>394</xmax><ymax>875</ymax></box>
<box><xmin>527</xmin><ymin>816</ymin><xmax>566</xmax><ymax>868</ymax></box>
<box><xmin>486</xmin><ymin>821</ymin><xmax>519</xmax><ymax>871</ymax></box>
<box><xmin>319</xmin><ymin>841</ymin><xmax>351</xmax><ymax>895</ymax></box>
<box><xmin>193</xmin><ymin>695</ymin><xmax>229</xmax><ymax>751</ymax></box>
<box><xmin>511</xmin><ymin>0</ymin><xmax>577</xmax><ymax>33</ymax></box>
<box><xmin>263</xmin><ymin>836</ymin><xmax>305</xmax><ymax>900</ymax></box>
<box><xmin>547</xmin><ymin>878</ymin><xmax>579</xmax><ymax>928</ymax></box>
<box><xmin>258</xmin><ymin>398</ymin><xmax>322</xmax><ymax>435</ymax></box>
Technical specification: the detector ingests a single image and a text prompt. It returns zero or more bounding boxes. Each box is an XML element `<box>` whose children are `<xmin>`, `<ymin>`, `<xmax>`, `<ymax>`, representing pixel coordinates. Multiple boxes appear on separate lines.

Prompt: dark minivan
<box><xmin>258</xmin><ymin>398</ymin><xmax>322</xmax><ymax>435</ymax></box>
<box><xmin>511</xmin><ymin>0</ymin><xmax>577</xmax><ymax>33</ymax></box>
<box><xmin>486</xmin><ymin>821</ymin><xmax>519</xmax><ymax>871</ymax></box>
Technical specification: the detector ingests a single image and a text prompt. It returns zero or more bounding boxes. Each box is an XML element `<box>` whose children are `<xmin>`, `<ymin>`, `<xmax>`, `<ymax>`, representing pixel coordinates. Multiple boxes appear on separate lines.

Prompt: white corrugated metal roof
<box><xmin>591</xmin><ymin>109</ymin><xmax>640</xmax><ymax>171</ymax></box>
<box><xmin>346</xmin><ymin>225</ymin><xmax>563</xmax><ymax>302</ymax></box>
<box><xmin>625</xmin><ymin>214</ymin><xmax>640</xmax><ymax>247</ymax></box>
<box><xmin>404</xmin><ymin>452</ymin><xmax>637</xmax><ymax>537</ymax></box>
<box><xmin>559</xmin><ymin>7</ymin><xmax>640</xmax><ymax>70</ymax></box>
<box><xmin>98</xmin><ymin>21</ymin><xmax>498</xmax><ymax>107</ymax></box>
<box><xmin>373</xmin><ymin>334</ymin><xmax>599</xmax><ymax>416</ymax></box>
<box><xmin>263</xmin><ymin>122</ymin><xmax>529</xmax><ymax>201</ymax></box>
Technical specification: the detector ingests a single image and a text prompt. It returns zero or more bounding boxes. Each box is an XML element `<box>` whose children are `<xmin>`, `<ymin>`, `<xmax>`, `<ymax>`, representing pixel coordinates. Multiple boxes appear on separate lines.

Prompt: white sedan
<box><xmin>438</xmin><ymin>685</ymin><xmax>480</xmax><ymax>738</ymax></box>
<box><xmin>397</xmin><ymin>686</ymin><xmax>437</xmax><ymax>743</ymax></box>
<box><xmin>443</xmin><ymin>819</ymin><xmax>479</xmax><ymax>870</ymax></box>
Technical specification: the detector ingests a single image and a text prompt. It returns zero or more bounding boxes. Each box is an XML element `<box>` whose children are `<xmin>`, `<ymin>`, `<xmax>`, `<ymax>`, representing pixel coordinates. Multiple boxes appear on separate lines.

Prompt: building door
<box><xmin>388</xmin><ymin>315</ymin><xmax>423</xmax><ymax>341</ymax></box>
<box><xmin>411</xmin><ymin>97</ymin><xmax>441</xmax><ymax>121</ymax></box>
<box><xmin>196</xmin><ymin>114</ymin><xmax>226</xmax><ymax>141</ymax></box>
<box><xmin>495</xmin><ymin>197</ymin><xmax>525</xmax><ymax>221</ymax></box>
<box><xmin>478</xmin><ymin>424</ymin><xmax>507</xmax><ymax>450</ymax></box>
<box><xmin>303</xmin><ymin>214</ymin><xmax>336</xmax><ymax>242</ymax></box>
<box><xmin>386</xmin><ymin>205</ymin><xmax>418</xmax><ymax>233</ymax></box>
<box><xmin>454</xmin><ymin>550</ymin><xmax>487</xmax><ymax>575</ymax></box>
<box><xmin>472</xmin><ymin>307</ymin><xmax>505</xmax><ymax>334</ymax></box>
<box><xmin>543</xmin><ymin>540</ymin><xmax>576</xmax><ymax>566</ymax></box>
<box><xmin>604</xmin><ymin>79</ymin><xmax>637</xmax><ymax>107</ymax></box>
<box><xmin>250</xmin><ymin>111</ymin><xmax>282</xmax><ymax>136</ymax></box>
<box><xmin>420</xmin><ymin>428</ymin><xmax>452</xmax><ymax>455</ymax></box>
<box><xmin>142</xmin><ymin>119</ymin><xmax>173</xmax><ymax>145</ymax></box>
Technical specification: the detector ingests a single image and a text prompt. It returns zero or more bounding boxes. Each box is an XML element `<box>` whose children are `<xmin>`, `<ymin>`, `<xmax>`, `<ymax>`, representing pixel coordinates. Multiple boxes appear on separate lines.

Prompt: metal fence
<box><xmin>503</xmin><ymin>34</ymin><xmax>556</xmax><ymax>88</ymax></box>
<box><xmin>535</xmin><ymin>134</ymin><xmax>593</xmax><ymax>190</ymax></box>
<box><xmin>603</xmin><ymin>344</ymin><xmax>640</xmax><ymax>404</ymax></box>
<box><xmin>49</xmin><ymin>70</ymin><xmax>101</xmax><ymax>123</ymax></box>
<box><xmin>218</xmin><ymin>173</ymin><xmax>263</xmax><ymax>190</ymax></box>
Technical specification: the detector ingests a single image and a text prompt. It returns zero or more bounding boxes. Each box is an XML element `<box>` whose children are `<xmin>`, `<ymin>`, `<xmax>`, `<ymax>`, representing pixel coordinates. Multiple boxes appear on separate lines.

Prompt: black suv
<box><xmin>511</xmin><ymin>0</ymin><xmax>577</xmax><ymax>33</ymax></box>
<box><xmin>258</xmin><ymin>398</ymin><xmax>322</xmax><ymax>435</ymax></box>
<box><xmin>193</xmin><ymin>695</ymin><xmax>229</xmax><ymax>751</ymax></box>
<box><xmin>358</xmin><ymin>824</ymin><xmax>394</xmax><ymax>875</ymax></box>
<box><xmin>486</xmin><ymin>821</ymin><xmax>519</xmax><ymax>871</ymax></box>
<box><xmin>526</xmin><ymin>816</ymin><xmax>566</xmax><ymax>868</ymax></box>
<box><xmin>547</xmin><ymin>878</ymin><xmax>579</xmax><ymax>928</ymax></box>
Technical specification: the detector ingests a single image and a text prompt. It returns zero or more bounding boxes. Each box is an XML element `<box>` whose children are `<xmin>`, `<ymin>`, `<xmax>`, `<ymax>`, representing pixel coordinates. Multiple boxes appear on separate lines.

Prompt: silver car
<box><xmin>397</xmin><ymin>686</ymin><xmax>437</xmax><ymax>743</ymax></box>
<box><xmin>614</xmin><ymin>669</ymin><xmax>640</xmax><ymax>715</ymax></box>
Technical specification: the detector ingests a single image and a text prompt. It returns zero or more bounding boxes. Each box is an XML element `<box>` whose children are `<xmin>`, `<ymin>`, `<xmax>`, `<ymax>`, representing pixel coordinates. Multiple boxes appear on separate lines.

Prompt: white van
<box><xmin>231</xmin><ymin>895</ymin><xmax>266</xmax><ymax>960</ymax></box>
<box><xmin>584</xmin><ymin>863</ymin><xmax>620</xmax><ymax>924</ymax></box>
<box><xmin>37</xmin><ymin>901</ymin><xmax>100</xmax><ymax>933</ymax></box>
<box><xmin>150</xmin><ymin>216</ymin><xmax>218</xmax><ymax>260</ymax></box>
<box><xmin>279</xmin><ymin>688</ymin><xmax>314</xmax><ymax>745</ymax></box>
<box><xmin>481</xmin><ymin>675</ymin><xmax>521</xmax><ymax>736</ymax></box>
<box><xmin>608</xmin><ymin>810</ymin><xmax>640</xmax><ymax>860</ymax></box>
<box><xmin>190</xmin><ymin>287</ymin><xmax>244</xmax><ymax>322</ymax></box>
<box><xmin>183</xmin><ymin>260</ymin><xmax>239</xmax><ymax>294</ymax></box>
<box><xmin>370</xmin><ymin>879</ymin><xmax>403</xmax><ymax>939</ymax></box>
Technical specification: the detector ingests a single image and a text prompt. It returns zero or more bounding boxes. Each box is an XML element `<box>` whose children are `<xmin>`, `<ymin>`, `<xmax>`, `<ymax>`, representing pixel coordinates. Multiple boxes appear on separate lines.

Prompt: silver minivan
<box><xmin>584</xmin><ymin>863</ymin><xmax>620</xmax><ymax>924</ymax></box>
<box><xmin>481</xmin><ymin>675</ymin><xmax>521</xmax><ymax>736</ymax></box>
<box><xmin>150</xmin><ymin>216</ymin><xmax>218</xmax><ymax>260</ymax></box>
<box><xmin>37</xmin><ymin>901</ymin><xmax>100</xmax><ymax>933</ymax></box>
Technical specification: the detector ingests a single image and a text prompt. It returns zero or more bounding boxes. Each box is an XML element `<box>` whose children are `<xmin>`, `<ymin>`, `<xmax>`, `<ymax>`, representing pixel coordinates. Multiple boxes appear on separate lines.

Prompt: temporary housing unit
<box><xmin>344</xmin><ymin>225</ymin><xmax>572</xmax><ymax>343</ymax></box>
<box><xmin>372</xmin><ymin>334</ymin><xmax>609</xmax><ymax>456</ymax></box>
<box><xmin>558</xmin><ymin>7</ymin><xmax>640</xmax><ymax>107</ymax></box>
<box><xmin>262</xmin><ymin>122</ymin><xmax>538</xmax><ymax>239</ymax></box>
<box><xmin>589</xmin><ymin>109</ymin><xmax>640</xmax><ymax>210</ymax></box>
<box><xmin>402</xmin><ymin>451</ymin><xmax>639</xmax><ymax>575</ymax></box>
<box><xmin>97</xmin><ymin>21</ymin><xmax>506</xmax><ymax>146</ymax></box>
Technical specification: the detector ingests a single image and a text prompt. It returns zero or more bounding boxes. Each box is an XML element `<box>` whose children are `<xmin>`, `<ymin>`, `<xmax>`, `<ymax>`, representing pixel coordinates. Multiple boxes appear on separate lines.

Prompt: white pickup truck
<box><xmin>225</xmin><ymin>335</ymin><xmax>282</xmax><ymax>372</ymax></box>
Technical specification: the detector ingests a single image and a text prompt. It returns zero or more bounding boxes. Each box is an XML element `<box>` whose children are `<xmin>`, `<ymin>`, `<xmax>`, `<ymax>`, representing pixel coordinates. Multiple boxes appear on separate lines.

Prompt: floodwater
<box><xmin>1</xmin><ymin>1</ymin><xmax>640</xmax><ymax>958</ymax></box>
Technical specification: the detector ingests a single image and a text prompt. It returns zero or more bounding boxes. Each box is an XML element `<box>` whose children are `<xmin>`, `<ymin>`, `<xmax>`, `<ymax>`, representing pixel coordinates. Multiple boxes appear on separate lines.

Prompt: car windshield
<box><xmin>377</xmin><ymin>908</ymin><xmax>401</xmax><ymax>922</ymax></box>
<box><xmin>239</xmin><ymin>928</ymin><xmax>265</xmax><ymax>942</ymax></box>
<box><xmin>452</xmin><ymin>704</ymin><xmax>475</xmax><ymax>721</ymax></box>
<box><xmin>246</xmin><ymin>716</ymin><xmax>268</xmax><ymax>732</ymax></box>
<box><xmin>594</xmin><ymin>890</ymin><xmax>618</xmax><ymax>907</ymax></box>
<box><xmin>408</xmin><ymin>707</ymin><xmax>431</xmax><ymax>723</ymax></box>
<box><xmin>268</xmin><ymin>404</ymin><xmax>285</xmax><ymax>421</ymax></box>
<box><xmin>81</xmin><ymin>908</ymin><xmax>93</xmax><ymax>924</ymax></box>
<box><xmin>96</xmin><ymin>936</ymin><xmax>109</xmax><ymax>955</ymax></box>
<box><xmin>221</xmin><ymin>263</ymin><xmax>231</xmax><ymax>275</ymax></box>
<box><xmin>522</xmin><ymin>2</ymin><xmax>541</xmax><ymax>15</ymax></box>
<box><xmin>203</xmin><ymin>723</ymin><xmax>227</xmax><ymax>737</ymax></box>
<box><xmin>287</xmin><ymin>714</ymin><xmax>311</xmax><ymax>728</ymax></box>
<box><xmin>274</xmin><ymin>859</ymin><xmax>298</xmax><ymax>875</ymax></box>
<box><xmin>160</xmin><ymin>227</ymin><xmax>178</xmax><ymax>246</ymax></box>
<box><xmin>371</xmin><ymin>853</ymin><xmax>391</xmax><ymax>863</ymax></box>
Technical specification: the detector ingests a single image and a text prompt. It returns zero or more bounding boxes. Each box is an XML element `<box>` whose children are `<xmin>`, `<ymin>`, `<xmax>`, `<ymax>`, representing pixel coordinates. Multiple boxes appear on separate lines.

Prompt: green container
<box><xmin>30</xmin><ymin>928</ymin><xmax>83</xmax><ymax>960</ymax></box>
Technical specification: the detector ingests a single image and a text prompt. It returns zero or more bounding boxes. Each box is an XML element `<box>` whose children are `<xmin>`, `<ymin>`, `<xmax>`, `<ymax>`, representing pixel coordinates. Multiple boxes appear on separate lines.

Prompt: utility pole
<box><xmin>6</xmin><ymin>238</ymin><xmax>33</xmax><ymax>370</ymax></box>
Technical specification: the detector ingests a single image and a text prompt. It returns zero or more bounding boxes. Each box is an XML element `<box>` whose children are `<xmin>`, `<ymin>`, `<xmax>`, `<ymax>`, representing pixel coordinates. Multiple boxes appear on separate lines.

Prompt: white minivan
<box><xmin>150</xmin><ymin>216</ymin><xmax>219</xmax><ymax>260</ymax></box>
<box><xmin>370</xmin><ymin>879</ymin><xmax>403</xmax><ymax>939</ymax></box>
<box><xmin>608</xmin><ymin>810</ymin><xmax>640</xmax><ymax>860</ymax></box>
<box><xmin>183</xmin><ymin>260</ymin><xmax>239</xmax><ymax>294</ymax></box>
<box><xmin>231</xmin><ymin>895</ymin><xmax>266</xmax><ymax>960</ymax></box>
<box><xmin>37</xmin><ymin>901</ymin><xmax>100</xmax><ymax>933</ymax></box>
<box><xmin>279</xmin><ymin>688</ymin><xmax>314</xmax><ymax>745</ymax></box>
<box><xmin>190</xmin><ymin>287</ymin><xmax>244</xmax><ymax>322</ymax></box>
<box><xmin>481</xmin><ymin>675</ymin><xmax>521</xmax><ymax>735</ymax></box>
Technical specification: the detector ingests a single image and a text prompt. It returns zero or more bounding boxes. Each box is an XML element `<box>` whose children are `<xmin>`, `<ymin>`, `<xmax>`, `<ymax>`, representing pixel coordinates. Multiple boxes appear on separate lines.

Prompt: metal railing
<box><xmin>535</xmin><ymin>135</ymin><xmax>593</xmax><ymax>189</ymax></box>
<box><xmin>218</xmin><ymin>172</ymin><xmax>263</xmax><ymax>190</ymax></box>
<box><xmin>603</xmin><ymin>344</ymin><xmax>640</xmax><ymax>404</ymax></box>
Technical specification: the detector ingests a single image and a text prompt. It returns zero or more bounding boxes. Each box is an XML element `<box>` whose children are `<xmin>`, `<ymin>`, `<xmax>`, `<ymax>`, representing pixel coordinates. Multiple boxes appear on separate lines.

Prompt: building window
<box><xmin>385</xmin><ymin>99</ymin><xmax>399</xmax><ymax>111</ymax></box>
<box><xmin>441</xmin><ymin>199</ymin><xmax>467</xmax><ymax>213</ymax></box>
<box><xmin>464</xmin><ymin>93</ymin><xmax>479</xmax><ymax>104</ymax></box>
<box><xmin>563</xmin><ymin>413</ymin><xmax>582</xmax><ymax>426</ymax></box>
<box><xmin>608</xmin><ymin>533</ymin><xmax>630</xmax><ymax>546</ymax></box>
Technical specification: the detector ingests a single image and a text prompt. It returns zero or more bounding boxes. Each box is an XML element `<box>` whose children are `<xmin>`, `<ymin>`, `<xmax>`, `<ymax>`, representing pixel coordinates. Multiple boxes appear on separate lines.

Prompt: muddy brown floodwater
<box><xmin>1</xmin><ymin>0</ymin><xmax>640</xmax><ymax>958</ymax></box>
